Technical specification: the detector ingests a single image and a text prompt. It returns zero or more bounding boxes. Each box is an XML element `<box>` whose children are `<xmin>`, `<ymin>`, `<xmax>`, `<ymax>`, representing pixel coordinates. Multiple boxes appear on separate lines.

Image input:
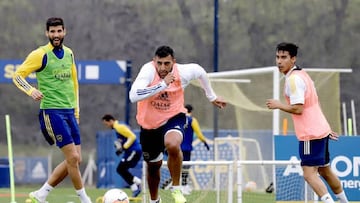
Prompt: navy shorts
<box><xmin>299</xmin><ymin>135</ymin><xmax>330</xmax><ymax>166</ymax></box>
<box><xmin>39</xmin><ymin>109</ymin><xmax>81</xmax><ymax>148</ymax></box>
<box><xmin>140</xmin><ymin>113</ymin><xmax>186</xmax><ymax>162</ymax></box>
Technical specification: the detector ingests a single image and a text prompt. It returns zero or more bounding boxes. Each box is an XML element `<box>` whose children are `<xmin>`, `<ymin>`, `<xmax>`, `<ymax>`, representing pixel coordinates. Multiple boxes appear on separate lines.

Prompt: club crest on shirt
<box><xmin>56</xmin><ymin>134</ymin><xmax>63</xmax><ymax>142</ymax></box>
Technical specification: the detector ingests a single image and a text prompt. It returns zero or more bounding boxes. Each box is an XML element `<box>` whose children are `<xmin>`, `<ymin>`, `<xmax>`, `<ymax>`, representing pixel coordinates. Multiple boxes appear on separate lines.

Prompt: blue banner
<box><xmin>275</xmin><ymin>135</ymin><xmax>360</xmax><ymax>201</ymax></box>
<box><xmin>14</xmin><ymin>157</ymin><xmax>49</xmax><ymax>184</ymax></box>
<box><xmin>0</xmin><ymin>157</ymin><xmax>48</xmax><ymax>186</ymax></box>
<box><xmin>0</xmin><ymin>59</ymin><xmax>128</xmax><ymax>84</ymax></box>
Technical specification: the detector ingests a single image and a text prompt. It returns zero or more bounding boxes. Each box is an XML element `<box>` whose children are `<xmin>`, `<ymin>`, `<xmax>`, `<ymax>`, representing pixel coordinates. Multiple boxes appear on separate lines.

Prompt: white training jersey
<box><xmin>284</xmin><ymin>67</ymin><xmax>306</xmax><ymax>105</ymax></box>
<box><xmin>129</xmin><ymin>62</ymin><xmax>217</xmax><ymax>103</ymax></box>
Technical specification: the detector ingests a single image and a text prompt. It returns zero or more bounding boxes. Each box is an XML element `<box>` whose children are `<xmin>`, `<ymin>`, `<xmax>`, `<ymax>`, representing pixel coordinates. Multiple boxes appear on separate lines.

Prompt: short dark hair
<box><xmin>155</xmin><ymin>45</ymin><xmax>174</xmax><ymax>58</ymax></box>
<box><xmin>185</xmin><ymin>104</ymin><xmax>193</xmax><ymax>113</ymax></box>
<box><xmin>102</xmin><ymin>114</ymin><xmax>115</xmax><ymax>121</ymax></box>
<box><xmin>46</xmin><ymin>17</ymin><xmax>64</xmax><ymax>31</ymax></box>
<box><xmin>276</xmin><ymin>42</ymin><xmax>298</xmax><ymax>57</ymax></box>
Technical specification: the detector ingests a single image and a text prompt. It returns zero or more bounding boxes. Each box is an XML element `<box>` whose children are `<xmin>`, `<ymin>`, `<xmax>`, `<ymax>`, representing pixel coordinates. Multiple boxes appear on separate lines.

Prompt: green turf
<box><xmin>0</xmin><ymin>186</ymin><xmax>276</xmax><ymax>203</ymax></box>
<box><xmin>0</xmin><ymin>186</ymin><xmax>107</xmax><ymax>203</ymax></box>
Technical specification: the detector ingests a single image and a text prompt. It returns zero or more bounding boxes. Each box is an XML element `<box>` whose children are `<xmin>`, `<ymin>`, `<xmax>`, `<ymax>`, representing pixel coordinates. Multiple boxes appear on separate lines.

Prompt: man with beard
<box><xmin>13</xmin><ymin>17</ymin><xmax>92</xmax><ymax>203</ymax></box>
<box><xmin>129</xmin><ymin>45</ymin><xmax>226</xmax><ymax>203</ymax></box>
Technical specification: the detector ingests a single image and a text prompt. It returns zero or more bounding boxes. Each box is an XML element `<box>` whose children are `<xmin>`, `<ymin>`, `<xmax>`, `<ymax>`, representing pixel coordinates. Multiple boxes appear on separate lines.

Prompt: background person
<box><xmin>266</xmin><ymin>42</ymin><xmax>349</xmax><ymax>203</ymax></box>
<box><xmin>129</xmin><ymin>45</ymin><xmax>226</xmax><ymax>203</ymax></box>
<box><xmin>162</xmin><ymin>104</ymin><xmax>210</xmax><ymax>195</ymax></box>
<box><xmin>101</xmin><ymin>114</ymin><xmax>142</xmax><ymax>197</ymax></box>
<box><xmin>12</xmin><ymin>17</ymin><xmax>91</xmax><ymax>203</ymax></box>
<box><xmin>181</xmin><ymin>104</ymin><xmax>210</xmax><ymax>194</ymax></box>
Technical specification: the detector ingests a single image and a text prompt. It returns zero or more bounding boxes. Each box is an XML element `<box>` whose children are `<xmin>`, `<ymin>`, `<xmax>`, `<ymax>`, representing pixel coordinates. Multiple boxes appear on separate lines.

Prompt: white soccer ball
<box><xmin>244</xmin><ymin>181</ymin><xmax>257</xmax><ymax>192</ymax></box>
<box><xmin>102</xmin><ymin>188</ymin><xmax>130</xmax><ymax>203</ymax></box>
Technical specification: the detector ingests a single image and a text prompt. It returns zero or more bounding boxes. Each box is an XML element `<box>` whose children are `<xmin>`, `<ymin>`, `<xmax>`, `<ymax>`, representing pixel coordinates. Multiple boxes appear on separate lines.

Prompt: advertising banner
<box><xmin>275</xmin><ymin>135</ymin><xmax>360</xmax><ymax>201</ymax></box>
<box><xmin>0</xmin><ymin>60</ymin><xmax>128</xmax><ymax>84</ymax></box>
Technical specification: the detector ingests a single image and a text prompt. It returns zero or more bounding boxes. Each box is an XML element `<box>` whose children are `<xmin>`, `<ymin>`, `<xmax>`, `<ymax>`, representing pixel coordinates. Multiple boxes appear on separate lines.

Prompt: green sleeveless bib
<box><xmin>36</xmin><ymin>46</ymin><xmax>76</xmax><ymax>109</ymax></box>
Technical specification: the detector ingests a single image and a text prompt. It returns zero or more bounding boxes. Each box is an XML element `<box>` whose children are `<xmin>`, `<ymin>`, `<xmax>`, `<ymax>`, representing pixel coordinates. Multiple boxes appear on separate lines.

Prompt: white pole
<box><xmin>207</xmin><ymin>67</ymin><xmax>352</xmax><ymax>78</ymax></box>
<box><xmin>272</xmin><ymin>66</ymin><xmax>280</xmax><ymax>198</ymax></box>
<box><xmin>142</xmin><ymin>161</ymin><xmax>147</xmax><ymax>203</ymax></box>
<box><xmin>228</xmin><ymin>163</ymin><xmax>233</xmax><ymax>203</ymax></box>
<box><xmin>237</xmin><ymin>162</ymin><xmax>243</xmax><ymax>203</ymax></box>
<box><xmin>342</xmin><ymin>102</ymin><xmax>348</xmax><ymax>135</ymax></box>
<box><xmin>216</xmin><ymin>164</ymin><xmax>220</xmax><ymax>203</ymax></box>
<box><xmin>351</xmin><ymin>100</ymin><xmax>357</xmax><ymax>135</ymax></box>
<box><xmin>272</xmin><ymin>67</ymin><xmax>280</xmax><ymax>135</ymax></box>
<box><xmin>314</xmin><ymin>191</ymin><xmax>319</xmax><ymax>203</ymax></box>
<box><xmin>208</xmin><ymin>66</ymin><xmax>276</xmax><ymax>77</ymax></box>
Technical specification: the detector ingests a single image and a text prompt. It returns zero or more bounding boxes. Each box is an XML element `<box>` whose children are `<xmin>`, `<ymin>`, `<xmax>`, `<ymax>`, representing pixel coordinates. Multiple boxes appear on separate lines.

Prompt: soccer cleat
<box><xmin>29</xmin><ymin>191</ymin><xmax>46</xmax><ymax>203</ymax></box>
<box><xmin>181</xmin><ymin>185</ymin><xmax>192</xmax><ymax>195</ymax></box>
<box><xmin>132</xmin><ymin>186</ymin><xmax>142</xmax><ymax>197</ymax></box>
<box><xmin>171</xmin><ymin>188</ymin><xmax>187</xmax><ymax>203</ymax></box>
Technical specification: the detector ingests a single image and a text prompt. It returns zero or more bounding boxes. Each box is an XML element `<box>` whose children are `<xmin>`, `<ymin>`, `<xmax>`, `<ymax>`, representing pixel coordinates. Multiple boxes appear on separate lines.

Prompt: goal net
<box><xmin>185</xmin><ymin>66</ymin><xmax>343</xmax><ymax>135</ymax></box>
<box><xmin>142</xmin><ymin>160</ymin><xmax>234</xmax><ymax>203</ymax></box>
<box><xmin>175</xmin><ymin>66</ymin><xmax>347</xmax><ymax>202</ymax></box>
<box><xmin>140</xmin><ymin>159</ymin><xmax>316</xmax><ymax>203</ymax></box>
<box><xmin>213</xmin><ymin>136</ymin><xmax>316</xmax><ymax>203</ymax></box>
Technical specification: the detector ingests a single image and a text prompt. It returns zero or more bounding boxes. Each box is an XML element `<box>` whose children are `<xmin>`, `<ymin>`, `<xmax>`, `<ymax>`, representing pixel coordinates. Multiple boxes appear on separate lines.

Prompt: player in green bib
<box><xmin>13</xmin><ymin>17</ymin><xmax>92</xmax><ymax>203</ymax></box>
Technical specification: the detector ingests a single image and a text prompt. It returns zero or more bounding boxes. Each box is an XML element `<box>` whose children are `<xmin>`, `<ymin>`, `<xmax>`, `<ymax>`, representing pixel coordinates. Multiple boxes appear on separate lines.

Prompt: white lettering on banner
<box><xmin>331</xmin><ymin>156</ymin><xmax>360</xmax><ymax>177</ymax></box>
<box><xmin>282</xmin><ymin>155</ymin><xmax>360</xmax><ymax>191</ymax></box>
<box><xmin>341</xmin><ymin>180</ymin><xmax>360</xmax><ymax>190</ymax></box>
<box><xmin>4</xmin><ymin>64</ymin><xmax>36</xmax><ymax>79</ymax></box>
<box><xmin>283</xmin><ymin>156</ymin><xmax>360</xmax><ymax>178</ymax></box>
<box><xmin>31</xmin><ymin>162</ymin><xmax>47</xmax><ymax>179</ymax></box>
<box><xmin>283</xmin><ymin>156</ymin><xmax>303</xmax><ymax>176</ymax></box>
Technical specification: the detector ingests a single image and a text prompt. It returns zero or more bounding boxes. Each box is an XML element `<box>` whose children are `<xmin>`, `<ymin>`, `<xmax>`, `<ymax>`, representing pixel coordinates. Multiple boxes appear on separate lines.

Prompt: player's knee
<box><xmin>165</xmin><ymin>141</ymin><xmax>181</xmax><ymax>155</ymax></box>
<box><xmin>164</xmin><ymin>132</ymin><xmax>182</xmax><ymax>151</ymax></box>
<box><xmin>318</xmin><ymin>167</ymin><xmax>334</xmax><ymax>180</ymax></box>
<box><xmin>302</xmin><ymin>171</ymin><xmax>313</xmax><ymax>182</ymax></box>
<box><xmin>66</xmin><ymin>153</ymin><xmax>80</xmax><ymax>167</ymax></box>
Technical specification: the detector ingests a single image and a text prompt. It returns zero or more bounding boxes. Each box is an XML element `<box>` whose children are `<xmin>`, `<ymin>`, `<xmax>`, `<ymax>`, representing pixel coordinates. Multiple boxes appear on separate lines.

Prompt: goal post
<box><xmin>141</xmin><ymin>159</ymin><xmax>315</xmax><ymax>203</ymax></box>
<box><xmin>187</xmin><ymin>66</ymin><xmax>352</xmax><ymax>136</ymax></box>
<box><xmin>141</xmin><ymin>160</ymin><xmax>234</xmax><ymax>203</ymax></box>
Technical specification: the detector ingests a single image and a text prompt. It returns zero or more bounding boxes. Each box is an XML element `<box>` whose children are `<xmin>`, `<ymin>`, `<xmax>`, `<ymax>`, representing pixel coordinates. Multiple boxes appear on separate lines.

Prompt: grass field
<box><xmin>0</xmin><ymin>185</ymin><xmax>276</xmax><ymax>203</ymax></box>
<box><xmin>0</xmin><ymin>186</ymin><xmax>107</xmax><ymax>203</ymax></box>
<box><xmin>1</xmin><ymin>186</ymin><xmax>360</xmax><ymax>203</ymax></box>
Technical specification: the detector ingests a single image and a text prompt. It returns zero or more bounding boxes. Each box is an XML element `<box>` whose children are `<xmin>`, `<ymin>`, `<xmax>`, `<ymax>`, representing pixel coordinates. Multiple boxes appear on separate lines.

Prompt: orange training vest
<box><xmin>285</xmin><ymin>69</ymin><xmax>331</xmax><ymax>141</ymax></box>
<box><xmin>136</xmin><ymin>63</ymin><xmax>187</xmax><ymax>129</ymax></box>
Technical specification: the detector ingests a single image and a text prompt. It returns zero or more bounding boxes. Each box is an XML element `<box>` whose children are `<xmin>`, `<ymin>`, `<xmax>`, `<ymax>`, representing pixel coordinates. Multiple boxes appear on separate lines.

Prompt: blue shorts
<box><xmin>140</xmin><ymin>113</ymin><xmax>186</xmax><ymax>162</ymax></box>
<box><xmin>299</xmin><ymin>135</ymin><xmax>330</xmax><ymax>166</ymax></box>
<box><xmin>39</xmin><ymin>109</ymin><xmax>81</xmax><ymax>148</ymax></box>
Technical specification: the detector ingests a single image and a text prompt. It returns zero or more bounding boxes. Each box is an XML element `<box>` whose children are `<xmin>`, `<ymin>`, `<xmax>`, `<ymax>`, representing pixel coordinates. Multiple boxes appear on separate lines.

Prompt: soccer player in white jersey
<box><xmin>266</xmin><ymin>42</ymin><xmax>349</xmax><ymax>203</ymax></box>
<box><xmin>129</xmin><ymin>45</ymin><xmax>226</xmax><ymax>203</ymax></box>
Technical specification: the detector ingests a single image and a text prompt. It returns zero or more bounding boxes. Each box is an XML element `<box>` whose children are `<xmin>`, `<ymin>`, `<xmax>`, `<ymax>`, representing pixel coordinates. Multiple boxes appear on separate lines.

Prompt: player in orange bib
<box><xmin>129</xmin><ymin>45</ymin><xmax>226</xmax><ymax>203</ymax></box>
<box><xmin>266</xmin><ymin>42</ymin><xmax>348</xmax><ymax>203</ymax></box>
